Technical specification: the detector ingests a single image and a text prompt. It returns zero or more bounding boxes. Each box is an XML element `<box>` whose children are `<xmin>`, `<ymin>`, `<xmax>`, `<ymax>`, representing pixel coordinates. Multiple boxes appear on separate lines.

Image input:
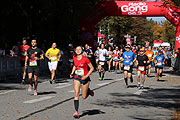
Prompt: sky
<box><xmin>146</xmin><ymin>0</ymin><xmax>167</xmax><ymax>22</ymax></box>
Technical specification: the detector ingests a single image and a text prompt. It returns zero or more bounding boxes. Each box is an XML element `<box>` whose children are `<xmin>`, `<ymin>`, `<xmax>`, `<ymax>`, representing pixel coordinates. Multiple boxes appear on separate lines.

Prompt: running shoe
<box><xmin>28</xmin><ymin>85</ymin><xmax>33</xmax><ymax>92</ymax></box>
<box><xmin>21</xmin><ymin>79</ymin><xmax>26</xmax><ymax>85</ymax></box>
<box><xmin>88</xmin><ymin>88</ymin><xmax>94</xmax><ymax>97</ymax></box>
<box><xmin>49</xmin><ymin>79</ymin><xmax>53</xmax><ymax>84</ymax></box>
<box><xmin>159</xmin><ymin>73</ymin><xmax>162</xmax><ymax>77</ymax></box>
<box><xmin>140</xmin><ymin>85</ymin><xmax>144</xmax><ymax>90</ymax></box>
<box><xmin>147</xmin><ymin>74</ymin><xmax>150</xmax><ymax>77</ymax></box>
<box><xmin>157</xmin><ymin>79</ymin><xmax>160</xmax><ymax>81</ymax></box>
<box><xmin>34</xmin><ymin>90</ymin><xmax>37</xmax><ymax>96</ymax></box>
<box><xmin>73</xmin><ymin>111</ymin><xmax>79</xmax><ymax>119</ymax></box>
<box><xmin>99</xmin><ymin>77</ymin><xmax>102</xmax><ymax>81</ymax></box>
<box><xmin>137</xmin><ymin>84</ymin><xmax>140</xmax><ymax>89</ymax></box>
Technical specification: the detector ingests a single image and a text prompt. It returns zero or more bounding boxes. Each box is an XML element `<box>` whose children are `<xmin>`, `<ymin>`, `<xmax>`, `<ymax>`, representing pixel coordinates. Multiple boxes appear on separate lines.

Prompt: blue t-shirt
<box><xmin>155</xmin><ymin>55</ymin><xmax>165</xmax><ymax>67</ymax></box>
<box><xmin>122</xmin><ymin>51</ymin><xmax>136</xmax><ymax>65</ymax></box>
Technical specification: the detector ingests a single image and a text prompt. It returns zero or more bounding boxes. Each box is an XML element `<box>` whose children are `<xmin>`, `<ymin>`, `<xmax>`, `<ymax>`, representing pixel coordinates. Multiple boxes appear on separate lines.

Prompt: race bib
<box><xmin>29</xmin><ymin>60</ymin><xmax>37</xmax><ymax>66</ymax></box>
<box><xmin>99</xmin><ymin>61</ymin><xmax>105</xmax><ymax>65</ymax></box>
<box><xmin>69</xmin><ymin>59</ymin><xmax>73</xmax><ymax>63</ymax></box>
<box><xmin>148</xmin><ymin>54</ymin><xmax>152</xmax><ymax>57</ymax></box>
<box><xmin>75</xmin><ymin>68</ymin><xmax>84</xmax><ymax>76</ymax></box>
<box><xmin>157</xmin><ymin>62</ymin><xmax>162</xmax><ymax>66</ymax></box>
<box><xmin>114</xmin><ymin>57</ymin><xmax>118</xmax><ymax>60</ymax></box>
<box><xmin>138</xmin><ymin>66</ymin><xmax>145</xmax><ymax>71</ymax></box>
<box><xmin>96</xmin><ymin>58</ymin><xmax>99</xmax><ymax>62</ymax></box>
<box><xmin>51</xmin><ymin>55</ymin><xmax>57</xmax><ymax>60</ymax></box>
<box><xmin>124</xmin><ymin>65</ymin><xmax>130</xmax><ymax>70</ymax></box>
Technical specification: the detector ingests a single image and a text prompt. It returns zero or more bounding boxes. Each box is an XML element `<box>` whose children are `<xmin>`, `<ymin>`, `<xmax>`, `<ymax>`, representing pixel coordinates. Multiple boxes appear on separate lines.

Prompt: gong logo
<box><xmin>176</xmin><ymin>35</ymin><xmax>180</xmax><ymax>43</ymax></box>
<box><xmin>121</xmin><ymin>2</ymin><xmax>148</xmax><ymax>15</ymax></box>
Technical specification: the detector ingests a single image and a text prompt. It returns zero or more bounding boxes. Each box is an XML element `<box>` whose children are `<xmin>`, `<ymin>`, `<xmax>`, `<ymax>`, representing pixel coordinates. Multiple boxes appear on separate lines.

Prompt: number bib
<box><xmin>148</xmin><ymin>54</ymin><xmax>152</xmax><ymax>57</ymax></box>
<box><xmin>75</xmin><ymin>68</ymin><xmax>84</xmax><ymax>76</ymax></box>
<box><xmin>96</xmin><ymin>58</ymin><xmax>99</xmax><ymax>62</ymax></box>
<box><xmin>69</xmin><ymin>59</ymin><xmax>73</xmax><ymax>63</ymax></box>
<box><xmin>157</xmin><ymin>62</ymin><xmax>162</xmax><ymax>66</ymax></box>
<box><xmin>51</xmin><ymin>55</ymin><xmax>57</xmax><ymax>61</ymax></box>
<box><xmin>21</xmin><ymin>51</ymin><xmax>27</xmax><ymax>56</ymax></box>
<box><xmin>99</xmin><ymin>61</ymin><xmax>105</xmax><ymax>65</ymax></box>
<box><xmin>124</xmin><ymin>65</ymin><xmax>130</xmax><ymax>70</ymax></box>
<box><xmin>138</xmin><ymin>66</ymin><xmax>145</xmax><ymax>71</ymax></box>
<box><xmin>29</xmin><ymin>60</ymin><xmax>37</xmax><ymax>66</ymax></box>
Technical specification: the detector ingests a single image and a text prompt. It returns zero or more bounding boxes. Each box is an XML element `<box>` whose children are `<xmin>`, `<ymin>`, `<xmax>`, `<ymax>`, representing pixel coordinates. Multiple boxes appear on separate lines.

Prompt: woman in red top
<box><xmin>70</xmin><ymin>46</ymin><xmax>94</xmax><ymax>118</ymax></box>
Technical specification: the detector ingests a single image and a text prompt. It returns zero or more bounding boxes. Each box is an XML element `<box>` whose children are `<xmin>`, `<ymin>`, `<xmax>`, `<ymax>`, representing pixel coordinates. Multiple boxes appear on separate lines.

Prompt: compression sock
<box><xmin>74</xmin><ymin>100</ymin><xmax>79</xmax><ymax>112</ymax></box>
<box><xmin>124</xmin><ymin>78</ymin><xmax>128</xmax><ymax>86</ymax></box>
<box><xmin>99</xmin><ymin>72</ymin><xmax>101</xmax><ymax>77</ymax></box>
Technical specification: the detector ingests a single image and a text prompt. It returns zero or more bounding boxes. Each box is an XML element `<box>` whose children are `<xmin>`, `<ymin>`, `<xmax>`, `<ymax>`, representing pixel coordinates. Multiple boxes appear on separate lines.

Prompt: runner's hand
<box><xmin>70</xmin><ymin>74</ymin><xmax>73</xmax><ymax>78</ymax></box>
<box><xmin>25</xmin><ymin>62</ymin><xmax>27</xmax><ymax>67</ymax></box>
<box><xmin>81</xmin><ymin>76</ymin><xmax>88</xmax><ymax>80</ymax></box>
<box><xmin>34</xmin><ymin>57</ymin><xmax>39</xmax><ymax>60</ymax></box>
<box><xmin>130</xmin><ymin>62</ymin><xmax>133</xmax><ymax>65</ymax></box>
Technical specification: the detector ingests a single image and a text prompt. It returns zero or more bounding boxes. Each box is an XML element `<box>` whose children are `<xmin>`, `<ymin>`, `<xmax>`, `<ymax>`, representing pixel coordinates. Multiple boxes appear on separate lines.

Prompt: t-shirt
<box><xmin>145</xmin><ymin>51</ymin><xmax>154</xmax><ymax>61</ymax></box>
<box><xmin>45</xmin><ymin>48</ymin><xmax>61</xmax><ymax>62</ymax></box>
<box><xmin>27</xmin><ymin>47</ymin><xmax>43</xmax><ymax>67</ymax></box>
<box><xmin>19</xmin><ymin>45</ymin><xmax>30</xmax><ymax>61</ymax></box>
<box><xmin>73</xmin><ymin>56</ymin><xmax>90</xmax><ymax>79</ymax></box>
<box><xmin>137</xmin><ymin>55</ymin><xmax>148</xmax><ymax>66</ymax></box>
<box><xmin>154</xmin><ymin>55</ymin><xmax>165</xmax><ymax>67</ymax></box>
<box><xmin>99</xmin><ymin>49</ymin><xmax>108</xmax><ymax>61</ymax></box>
<box><xmin>122</xmin><ymin>51</ymin><xmax>136</xmax><ymax>66</ymax></box>
<box><xmin>113</xmin><ymin>50</ymin><xmax>119</xmax><ymax>59</ymax></box>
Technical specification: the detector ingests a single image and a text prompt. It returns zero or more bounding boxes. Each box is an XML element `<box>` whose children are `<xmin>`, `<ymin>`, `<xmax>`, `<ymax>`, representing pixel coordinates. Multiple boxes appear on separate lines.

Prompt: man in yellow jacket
<box><xmin>45</xmin><ymin>43</ymin><xmax>61</xmax><ymax>84</ymax></box>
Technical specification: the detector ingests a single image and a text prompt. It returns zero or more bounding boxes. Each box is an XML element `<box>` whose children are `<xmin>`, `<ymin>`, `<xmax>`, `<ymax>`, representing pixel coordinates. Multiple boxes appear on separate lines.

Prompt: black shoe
<box><xmin>21</xmin><ymin>79</ymin><xmax>26</xmax><ymax>85</ymax></box>
<box><xmin>49</xmin><ymin>79</ymin><xmax>53</xmax><ymax>84</ymax></box>
<box><xmin>160</xmin><ymin>73</ymin><xmax>162</xmax><ymax>77</ymax></box>
<box><xmin>157</xmin><ymin>79</ymin><xmax>159</xmax><ymax>81</ymax></box>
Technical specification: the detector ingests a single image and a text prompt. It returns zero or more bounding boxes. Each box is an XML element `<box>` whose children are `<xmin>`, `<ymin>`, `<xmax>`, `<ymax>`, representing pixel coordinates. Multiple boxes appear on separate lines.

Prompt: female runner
<box><xmin>70</xmin><ymin>46</ymin><xmax>94</xmax><ymax>118</ymax></box>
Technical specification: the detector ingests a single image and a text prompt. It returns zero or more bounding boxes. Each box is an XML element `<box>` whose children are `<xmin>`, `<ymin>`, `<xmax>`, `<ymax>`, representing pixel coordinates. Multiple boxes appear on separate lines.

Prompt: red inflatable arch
<box><xmin>80</xmin><ymin>1</ymin><xmax>180</xmax><ymax>49</ymax></box>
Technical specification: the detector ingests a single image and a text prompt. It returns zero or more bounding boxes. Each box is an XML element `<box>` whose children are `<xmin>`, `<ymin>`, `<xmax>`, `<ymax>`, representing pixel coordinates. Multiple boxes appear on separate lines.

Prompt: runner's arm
<box><xmin>25</xmin><ymin>55</ymin><xmax>28</xmax><ymax>67</ymax></box>
<box><xmin>70</xmin><ymin>66</ymin><xmax>76</xmax><ymax>75</ymax></box>
<box><xmin>86</xmin><ymin>63</ymin><xmax>94</xmax><ymax>78</ymax></box>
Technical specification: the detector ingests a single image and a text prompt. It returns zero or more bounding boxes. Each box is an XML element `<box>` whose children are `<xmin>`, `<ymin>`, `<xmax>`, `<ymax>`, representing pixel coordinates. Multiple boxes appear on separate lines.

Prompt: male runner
<box><xmin>25</xmin><ymin>39</ymin><xmax>43</xmax><ymax>96</ymax></box>
<box><xmin>45</xmin><ymin>43</ymin><xmax>61</xmax><ymax>84</ymax></box>
<box><xmin>98</xmin><ymin>43</ymin><xmax>108</xmax><ymax>80</ymax></box>
<box><xmin>145</xmin><ymin>46</ymin><xmax>154</xmax><ymax>77</ymax></box>
<box><xmin>136</xmin><ymin>48</ymin><xmax>149</xmax><ymax>89</ymax></box>
<box><xmin>122</xmin><ymin>45</ymin><xmax>136</xmax><ymax>88</ymax></box>
<box><xmin>154</xmin><ymin>50</ymin><xmax>165</xmax><ymax>81</ymax></box>
<box><xmin>19</xmin><ymin>38</ymin><xmax>30</xmax><ymax>84</ymax></box>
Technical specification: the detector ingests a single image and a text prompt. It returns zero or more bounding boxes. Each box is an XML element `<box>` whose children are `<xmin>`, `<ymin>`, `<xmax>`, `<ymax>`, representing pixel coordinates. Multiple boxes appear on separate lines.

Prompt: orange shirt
<box><xmin>145</xmin><ymin>51</ymin><xmax>154</xmax><ymax>61</ymax></box>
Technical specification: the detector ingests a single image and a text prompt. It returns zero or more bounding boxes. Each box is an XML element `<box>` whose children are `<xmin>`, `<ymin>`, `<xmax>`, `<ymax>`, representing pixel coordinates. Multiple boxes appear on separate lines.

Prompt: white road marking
<box><xmin>55</xmin><ymin>83</ymin><xmax>72</xmax><ymax>89</ymax></box>
<box><xmin>0</xmin><ymin>90</ymin><xmax>17</xmax><ymax>95</ymax></box>
<box><xmin>134</xmin><ymin>89</ymin><xmax>148</xmax><ymax>95</ymax></box>
<box><xmin>97</xmin><ymin>82</ymin><xmax>110</xmax><ymax>86</ymax></box>
<box><xmin>23</xmin><ymin>96</ymin><xmax>55</xmax><ymax>104</ymax></box>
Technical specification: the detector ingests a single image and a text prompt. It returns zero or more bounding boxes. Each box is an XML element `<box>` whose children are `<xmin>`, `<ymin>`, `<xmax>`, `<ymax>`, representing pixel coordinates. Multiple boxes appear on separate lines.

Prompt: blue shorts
<box><xmin>74</xmin><ymin>75</ymin><xmax>91</xmax><ymax>85</ymax></box>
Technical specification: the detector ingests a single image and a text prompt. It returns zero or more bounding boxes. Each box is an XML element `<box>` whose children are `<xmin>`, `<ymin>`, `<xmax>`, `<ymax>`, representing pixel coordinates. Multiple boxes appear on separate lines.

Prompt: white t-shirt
<box><xmin>99</xmin><ymin>49</ymin><xmax>108</xmax><ymax>61</ymax></box>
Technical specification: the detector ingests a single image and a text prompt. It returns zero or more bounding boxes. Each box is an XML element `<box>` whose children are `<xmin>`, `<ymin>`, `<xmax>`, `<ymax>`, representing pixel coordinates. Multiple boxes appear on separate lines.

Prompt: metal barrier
<box><xmin>0</xmin><ymin>57</ymin><xmax>50</xmax><ymax>81</ymax></box>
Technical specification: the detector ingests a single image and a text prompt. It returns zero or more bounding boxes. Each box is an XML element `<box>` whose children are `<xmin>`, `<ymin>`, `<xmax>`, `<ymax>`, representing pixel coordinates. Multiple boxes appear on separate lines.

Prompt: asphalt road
<box><xmin>0</xmin><ymin>67</ymin><xmax>180</xmax><ymax>120</ymax></box>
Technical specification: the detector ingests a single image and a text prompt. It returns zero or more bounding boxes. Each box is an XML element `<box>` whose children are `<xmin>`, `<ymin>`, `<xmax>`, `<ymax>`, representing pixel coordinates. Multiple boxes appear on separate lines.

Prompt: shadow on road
<box><xmin>79</xmin><ymin>109</ymin><xmax>105</xmax><ymax>118</ymax></box>
<box><xmin>38</xmin><ymin>91</ymin><xmax>57</xmax><ymax>95</ymax></box>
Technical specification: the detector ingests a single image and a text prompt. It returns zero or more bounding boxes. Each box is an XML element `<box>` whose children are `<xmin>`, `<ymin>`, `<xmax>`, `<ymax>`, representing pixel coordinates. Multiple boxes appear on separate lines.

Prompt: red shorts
<box><xmin>137</xmin><ymin>69</ymin><xmax>146</xmax><ymax>75</ymax></box>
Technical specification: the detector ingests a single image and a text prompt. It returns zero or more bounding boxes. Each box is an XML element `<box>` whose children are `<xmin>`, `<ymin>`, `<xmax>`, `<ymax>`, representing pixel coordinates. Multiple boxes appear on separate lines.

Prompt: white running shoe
<box><xmin>28</xmin><ymin>85</ymin><xmax>33</xmax><ymax>92</ymax></box>
<box><xmin>34</xmin><ymin>90</ymin><xmax>37</xmax><ymax>96</ymax></box>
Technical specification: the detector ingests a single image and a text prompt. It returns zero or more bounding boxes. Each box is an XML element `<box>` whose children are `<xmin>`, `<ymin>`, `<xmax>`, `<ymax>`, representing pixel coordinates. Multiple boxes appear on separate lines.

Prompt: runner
<box><xmin>136</xmin><ymin>48</ymin><xmax>149</xmax><ymax>89</ymax></box>
<box><xmin>107</xmin><ymin>47</ymin><xmax>113</xmax><ymax>72</ymax></box>
<box><xmin>154</xmin><ymin>50</ymin><xmax>165</xmax><ymax>81</ymax></box>
<box><xmin>119</xmin><ymin>48</ymin><xmax>124</xmax><ymax>73</ymax></box>
<box><xmin>98</xmin><ymin>43</ymin><xmax>108</xmax><ymax>80</ymax></box>
<box><xmin>113</xmin><ymin>46</ymin><xmax>119</xmax><ymax>73</ymax></box>
<box><xmin>94</xmin><ymin>46</ymin><xmax>100</xmax><ymax>72</ymax></box>
<box><xmin>45</xmin><ymin>43</ymin><xmax>61</xmax><ymax>84</ymax></box>
<box><xmin>145</xmin><ymin>46</ymin><xmax>154</xmax><ymax>77</ymax></box>
<box><xmin>25</xmin><ymin>39</ymin><xmax>43</xmax><ymax>96</ymax></box>
<box><xmin>70</xmin><ymin>46</ymin><xmax>94</xmax><ymax>118</ymax></box>
<box><xmin>122</xmin><ymin>45</ymin><xmax>136</xmax><ymax>88</ymax></box>
<box><xmin>19</xmin><ymin>38</ymin><xmax>30</xmax><ymax>84</ymax></box>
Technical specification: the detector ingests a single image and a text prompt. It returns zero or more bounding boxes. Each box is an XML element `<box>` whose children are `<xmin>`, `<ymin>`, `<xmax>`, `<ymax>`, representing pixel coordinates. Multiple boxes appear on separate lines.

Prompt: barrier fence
<box><xmin>0</xmin><ymin>56</ymin><xmax>179</xmax><ymax>81</ymax></box>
